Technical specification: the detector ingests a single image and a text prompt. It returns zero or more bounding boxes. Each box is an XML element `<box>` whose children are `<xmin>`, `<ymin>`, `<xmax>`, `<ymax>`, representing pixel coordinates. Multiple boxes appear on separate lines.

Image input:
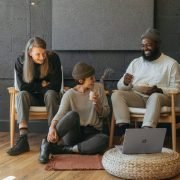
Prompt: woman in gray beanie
<box><xmin>39</xmin><ymin>62</ymin><xmax>110</xmax><ymax>163</ymax></box>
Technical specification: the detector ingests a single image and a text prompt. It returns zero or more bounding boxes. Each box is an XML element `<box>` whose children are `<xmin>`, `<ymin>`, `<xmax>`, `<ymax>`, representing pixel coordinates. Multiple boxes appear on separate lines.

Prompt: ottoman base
<box><xmin>102</xmin><ymin>147</ymin><xmax>180</xmax><ymax>179</ymax></box>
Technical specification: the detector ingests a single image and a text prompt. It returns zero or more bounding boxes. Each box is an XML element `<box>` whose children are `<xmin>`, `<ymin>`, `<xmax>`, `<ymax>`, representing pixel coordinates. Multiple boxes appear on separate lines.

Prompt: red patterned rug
<box><xmin>45</xmin><ymin>154</ymin><xmax>103</xmax><ymax>171</ymax></box>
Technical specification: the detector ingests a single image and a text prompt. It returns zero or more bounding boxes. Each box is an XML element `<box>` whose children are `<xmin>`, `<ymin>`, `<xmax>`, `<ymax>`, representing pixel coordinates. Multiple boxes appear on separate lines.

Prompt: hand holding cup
<box><xmin>89</xmin><ymin>90</ymin><xmax>99</xmax><ymax>104</ymax></box>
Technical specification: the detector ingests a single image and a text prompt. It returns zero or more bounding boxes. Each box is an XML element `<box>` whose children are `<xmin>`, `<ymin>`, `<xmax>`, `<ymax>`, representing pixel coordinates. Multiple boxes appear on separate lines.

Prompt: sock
<box><xmin>72</xmin><ymin>145</ymin><xmax>79</xmax><ymax>153</ymax></box>
<box><xmin>19</xmin><ymin>127</ymin><xmax>28</xmax><ymax>136</ymax></box>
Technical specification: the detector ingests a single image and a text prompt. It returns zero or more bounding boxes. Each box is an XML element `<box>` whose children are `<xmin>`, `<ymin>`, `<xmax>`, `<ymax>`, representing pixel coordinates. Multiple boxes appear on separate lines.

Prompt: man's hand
<box><xmin>143</xmin><ymin>85</ymin><xmax>163</xmax><ymax>95</ymax></box>
<box><xmin>124</xmin><ymin>73</ymin><xmax>134</xmax><ymax>86</ymax></box>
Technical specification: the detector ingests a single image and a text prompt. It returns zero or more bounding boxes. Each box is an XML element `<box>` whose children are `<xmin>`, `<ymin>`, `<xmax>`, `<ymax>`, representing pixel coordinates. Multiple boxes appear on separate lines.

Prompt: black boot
<box><xmin>7</xmin><ymin>134</ymin><xmax>30</xmax><ymax>156</ymax></box>
<box><xmin>115</xmin><ymin>123</ymin><xmax>129</xmax><ymax>136</ymax></box>
<box><xmin>39</xmin><ymin>138</ymin><xmax>51</xmax><ymax>164</ymax></box>
<box><xmin>51</xmin><ymin>144</ymin><xmax>75</xmax><ymax>154</ymax></box>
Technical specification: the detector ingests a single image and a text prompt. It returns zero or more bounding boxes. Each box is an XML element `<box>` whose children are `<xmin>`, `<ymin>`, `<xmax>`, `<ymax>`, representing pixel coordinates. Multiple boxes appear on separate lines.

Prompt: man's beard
<box><xmin>142</xmin><ymin>48</ymin><xmax>161</xmax><ymax>61</ymax></box>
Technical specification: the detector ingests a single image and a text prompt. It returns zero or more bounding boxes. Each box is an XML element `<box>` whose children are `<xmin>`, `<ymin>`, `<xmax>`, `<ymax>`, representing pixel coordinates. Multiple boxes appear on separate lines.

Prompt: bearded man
<box><xmin>111</xmin><ymin>28</ymin><xmax>180</xmax><ymax>135</ymax></box>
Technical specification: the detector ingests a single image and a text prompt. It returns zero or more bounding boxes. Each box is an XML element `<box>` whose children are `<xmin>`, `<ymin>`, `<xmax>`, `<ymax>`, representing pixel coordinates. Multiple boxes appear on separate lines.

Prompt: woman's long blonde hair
<box><xmin>23</xmin><ymin>37</ymin><xmax>49</xmax><ymax>83</ymax></box>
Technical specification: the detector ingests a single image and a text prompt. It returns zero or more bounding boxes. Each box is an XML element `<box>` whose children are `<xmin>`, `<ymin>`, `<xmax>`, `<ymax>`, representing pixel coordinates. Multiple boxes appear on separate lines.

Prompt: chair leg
<box><xmin>171</xmin><ymin>94</ymin><xmax>176</xmax><ymax>151</ymax></box>
<box><xmin>10</xmin><ymin>114</ymin><xmax>15</xmax><ymax>147</ymax></box>
<box><xmin>135</xmin><ymin>121</ymin><xmax>138</xmax><ymax>128</ymax></box>
<box><xmin>109</xmin><ymin>113</ymin><xmax>115</xmax><ymax>148</ymax></box>
<box><xmin>10</xmin><ymin>93</ymin><xmax>15</xmax><ymax>147</ymax></box>
<box><xmin>171</xmin><ymin>124</ymin><xmax>176</xmax><ymax>151</ymax></box>
<box><xmin>171</xmin><ymin>114</ymin><xmax>176</xmax><ymax>151</ymax></box>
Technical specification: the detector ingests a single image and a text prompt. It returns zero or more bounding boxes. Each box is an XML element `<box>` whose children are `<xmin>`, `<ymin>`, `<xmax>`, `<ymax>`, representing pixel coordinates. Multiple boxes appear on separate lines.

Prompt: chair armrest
<box><xmin>166</xmin><ymin>88</ymin><xmax>179</xmax><ymax>95</ymax></box>
<box><xmin>7</xmin><ymin>87</ymin><xmax>18</xmax><ymax>95</ymax></box>
<box><xmin>7</xmin><ymin>87</ymin><xmax>18</xmax><ymax>119</ymax></box>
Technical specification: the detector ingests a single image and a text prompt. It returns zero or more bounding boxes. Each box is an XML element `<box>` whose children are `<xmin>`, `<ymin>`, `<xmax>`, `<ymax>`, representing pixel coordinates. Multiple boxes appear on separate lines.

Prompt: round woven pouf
<box><xmin>102</xmin><ymin>147</ymin><xmax>180</xmax><ymax>179</ymax></box>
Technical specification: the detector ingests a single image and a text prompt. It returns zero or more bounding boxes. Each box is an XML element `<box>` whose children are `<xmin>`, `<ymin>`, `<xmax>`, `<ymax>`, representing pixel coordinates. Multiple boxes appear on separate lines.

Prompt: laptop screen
<box><xmin>121</xmin><ymin>128</ymin><xmax>166</xmax><ymax>154</ymax></box>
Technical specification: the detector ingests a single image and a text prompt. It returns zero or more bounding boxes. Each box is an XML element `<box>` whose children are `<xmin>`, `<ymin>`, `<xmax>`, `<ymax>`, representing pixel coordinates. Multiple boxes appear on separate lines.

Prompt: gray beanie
<box><xmin>141</xmin><ymin>28</ymin><xmax>161</xmax><ymax>43</ymax></box>
<box><xmin>72</xmin><ymin>62</ymin><xmax>95</xmax><ymax>80</ymax></box>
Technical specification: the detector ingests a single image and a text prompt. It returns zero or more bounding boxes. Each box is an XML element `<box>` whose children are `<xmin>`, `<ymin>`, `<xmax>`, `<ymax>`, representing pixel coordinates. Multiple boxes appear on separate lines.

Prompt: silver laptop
<box><xmin>121</xmin><ymin>128</ymin><xmax>166</xmax><ymax>154</ymax></box>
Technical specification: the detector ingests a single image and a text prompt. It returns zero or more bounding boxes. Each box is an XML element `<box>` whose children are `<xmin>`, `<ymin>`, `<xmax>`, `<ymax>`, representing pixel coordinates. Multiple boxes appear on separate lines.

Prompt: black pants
<box><xmin>56</xmin><ymin>111</ymin><xmax>109</xmax><ymax>154</ymax></box>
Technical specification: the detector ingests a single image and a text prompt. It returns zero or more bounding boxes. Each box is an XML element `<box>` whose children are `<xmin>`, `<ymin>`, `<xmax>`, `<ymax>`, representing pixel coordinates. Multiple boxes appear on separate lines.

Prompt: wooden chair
<box><xmin>109</xmin><ymin>89</ymin><xmax>180</xmax><ymax>151</ymax></box>
<box><xmin>8</xmin><ymin>66</ymin><xmax>65</xmax><ymax>147</ymax></box>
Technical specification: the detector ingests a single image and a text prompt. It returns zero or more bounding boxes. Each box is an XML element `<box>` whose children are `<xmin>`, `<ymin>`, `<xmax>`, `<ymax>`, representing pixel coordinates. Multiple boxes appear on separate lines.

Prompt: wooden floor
<box><xmin>0</xmin><ymin>132</ymin><xmax>180</xmax><ymax>180</ymax></box>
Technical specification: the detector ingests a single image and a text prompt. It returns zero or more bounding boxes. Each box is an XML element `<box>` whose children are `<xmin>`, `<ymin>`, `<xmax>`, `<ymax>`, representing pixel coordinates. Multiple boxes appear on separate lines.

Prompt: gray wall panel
<box><xmin>58</xmin><ymin>51</ymin><xmax>140</xmax><ymax>80</ymax></box>
<box><xmin>30</xmin><ymin>0</ymin><xmax>52</xmax><ymax>49</ymax></box>
<box><xmin>0</xmin><ymin>0</ymin><xmax>29</xmax><ymax>78</ymax></box>
<box><xmin>52</xmin><ymin>0</ymin><xmax>154</xmax><ymax>50</ymax></box>
<box><xmin>156</xmin><ymin>0</ymin><xmax>180</xmax><ymax>58</ymax></box>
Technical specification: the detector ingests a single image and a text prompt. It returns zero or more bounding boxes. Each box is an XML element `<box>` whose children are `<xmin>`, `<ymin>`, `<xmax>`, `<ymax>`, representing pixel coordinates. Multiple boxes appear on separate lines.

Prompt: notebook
<box><xmin>119</xmin><ymin>128</ymin><xmax>166</xmax><ymax>154</ymax></box>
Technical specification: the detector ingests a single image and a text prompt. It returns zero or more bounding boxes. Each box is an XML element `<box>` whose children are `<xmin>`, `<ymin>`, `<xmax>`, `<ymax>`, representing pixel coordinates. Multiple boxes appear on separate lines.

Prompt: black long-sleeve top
<box><xmin>15</xmin><ymin>51</ymin><xmax>62</xmax><ymax>94</ymax></box>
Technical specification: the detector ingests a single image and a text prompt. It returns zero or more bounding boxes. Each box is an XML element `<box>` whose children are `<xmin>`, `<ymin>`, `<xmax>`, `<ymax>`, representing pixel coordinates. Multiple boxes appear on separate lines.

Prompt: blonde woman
<box><xmin>7</xmin><ymin>37</ymin><xmax>62</xmax><ymax>156</ymax></box>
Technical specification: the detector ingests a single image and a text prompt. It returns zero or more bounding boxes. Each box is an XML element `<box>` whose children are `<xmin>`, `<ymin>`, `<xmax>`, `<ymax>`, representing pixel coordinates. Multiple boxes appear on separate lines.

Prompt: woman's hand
<box><xmin>47</xmin><ymin>126</ymin><xmax>59</xmax><ymax>143</ymax></box>
<box><xmin>93</xmin><ymin>93</ymin><xmax>103</xmax><ymax>114</ymax></box>
<box><xmin>41</xmin><ymin>80</ymin><xmax>50</xmax><ymax>87</ymax></box>
<box><xmin>91</xmin><ymin>92</ymin><xmax>99</xmax><ymax>105</ymax></box>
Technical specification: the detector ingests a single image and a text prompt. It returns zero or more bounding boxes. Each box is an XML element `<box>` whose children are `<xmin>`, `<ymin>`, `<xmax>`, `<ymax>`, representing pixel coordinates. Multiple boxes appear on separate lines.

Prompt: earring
<box><xmin>79</xmin><ymin>80</ymin><xmax>84</xmax><ymax>84</ymax></box>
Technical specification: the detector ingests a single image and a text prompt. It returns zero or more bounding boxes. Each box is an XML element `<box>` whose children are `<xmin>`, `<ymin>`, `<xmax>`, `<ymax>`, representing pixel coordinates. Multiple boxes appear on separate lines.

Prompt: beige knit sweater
<box><xmin>53</xmin><ymin>83</ymin><xmax>110</xmax><ymax>130</ymax></box>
